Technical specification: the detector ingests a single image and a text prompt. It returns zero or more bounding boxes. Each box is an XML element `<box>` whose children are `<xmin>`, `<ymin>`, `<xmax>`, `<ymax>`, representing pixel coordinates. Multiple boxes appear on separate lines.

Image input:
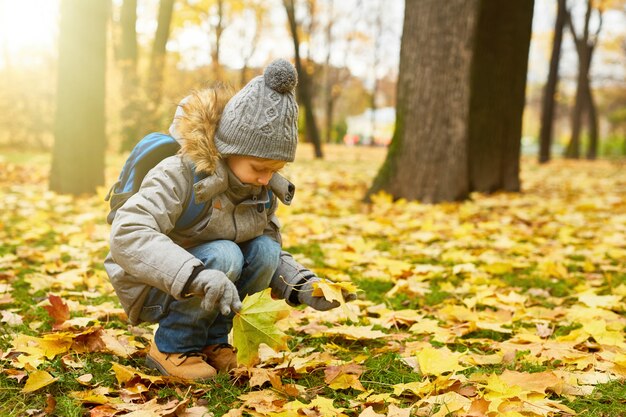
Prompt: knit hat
<box><xmin>214</xmin><ymin>59</ymin><xmax>299</xmax><ymax>162</ymax></box>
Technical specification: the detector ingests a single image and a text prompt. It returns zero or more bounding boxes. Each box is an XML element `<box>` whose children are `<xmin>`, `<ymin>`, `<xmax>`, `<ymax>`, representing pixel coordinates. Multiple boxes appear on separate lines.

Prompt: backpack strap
<box><xmin>265</xmin><ymin>189</ymin><xmax>274</xmax><ymax>210</ymax></box>
<box><xmin>175</xmin><ymin>166</ymin><xmax>208</xmax><ymax>230</ymax></box>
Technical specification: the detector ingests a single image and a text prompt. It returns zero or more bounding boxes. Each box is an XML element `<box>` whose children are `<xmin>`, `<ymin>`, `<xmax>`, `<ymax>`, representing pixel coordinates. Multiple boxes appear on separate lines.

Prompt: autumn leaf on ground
<box><xmin>43</xmin><ymin>293</ymin><xmax>69</xmax><ymax>328</ymax></box>
<box><xmin>414</xmin><ymin>346</ymin><xmax>465</xmax><ymax>376</ymax></box>
<box><xmin>22</xmin><ymin>370</ymin><xmax>58</xmax><ymax>393</ymax></box>
<box><xmin>110</xmin><ymin>362</ymin><xmax>165</xmax><ymax>385</ymax></box>
<box><xmin>311</xmin><ymin>278</ymin><xmax>358</xmax><ymax>303</ymax></box>
<box><xmin>232</xmin><ymin>288</ymin><xmax>290</xmax><ymax>367</ymax></box>
<box><xmin>324</xmin><ymin>363</ymin><xmax>366</xmax><ymax>391</ymax></box>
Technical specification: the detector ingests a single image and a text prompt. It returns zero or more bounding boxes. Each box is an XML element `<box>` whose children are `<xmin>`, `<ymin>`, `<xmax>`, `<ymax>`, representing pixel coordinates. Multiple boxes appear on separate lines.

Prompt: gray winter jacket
<box><xmin>104</xmin><ymin>87</ymin><xmax>300</xmax><ymax>324</ymax></box>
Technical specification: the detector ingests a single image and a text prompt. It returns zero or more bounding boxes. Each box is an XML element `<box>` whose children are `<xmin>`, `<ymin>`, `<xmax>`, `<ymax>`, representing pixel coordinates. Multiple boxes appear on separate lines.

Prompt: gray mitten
<box><xmin>271</xmin><ymin>251</ymin><xmax>357</xmax><ymax>310</ymax></box>
<box><xmin>187</xmin><ymin>270</ymin><xmax>242</xmax><ymax>315</ymax></box>
<box><xmin>297</xmin><ymin>277</ymin><xmax>358</xmax><ymax>311</ymax></box>
<box><xmin>297</xmin><ymin>278</ymin><xmax>339</xmax><ymax>311</ymax></box>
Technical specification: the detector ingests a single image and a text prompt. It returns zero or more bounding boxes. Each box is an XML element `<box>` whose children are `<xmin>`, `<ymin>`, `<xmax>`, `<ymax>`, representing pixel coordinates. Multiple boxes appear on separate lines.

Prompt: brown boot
<box><xmin>146</xmin><ymin>343</ymin><xmax>217</xmax><ymax>380</ymax></box>
<box><xmin>202</xmin><ymin>343</ymin><xmax>238</xmax><ymax>373</ymax></box>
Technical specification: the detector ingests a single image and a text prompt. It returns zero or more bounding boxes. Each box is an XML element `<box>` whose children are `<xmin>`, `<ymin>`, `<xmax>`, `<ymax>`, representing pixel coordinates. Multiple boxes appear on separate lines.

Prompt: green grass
<box><xmin>362</xmin><ymin>352</ymin><xmax>422</xmax><ymax>388</ymax></box>
<box><xmin>352</xmin><ymin>278</ymin><xmax>394</xmax><ymax>305</ymax></box>
<box><xmin>565</xmin><ymin>380</ymin><xmax>626</xmax><ymax>417</ymax></box>
<box><xmin>499</xmin><ymin>271</ymin><xmax>574</xmax><ymax>298</ymax></box>
<box><xmin>284</xmin><ymin>243</ymin><xmax>326</xmax><ymax>268</ymax></box>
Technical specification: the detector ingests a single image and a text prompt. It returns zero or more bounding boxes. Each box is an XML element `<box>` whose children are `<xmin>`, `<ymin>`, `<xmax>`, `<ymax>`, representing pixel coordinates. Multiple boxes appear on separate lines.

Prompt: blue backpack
<box><xmin>105</xmin><ymin>132</ymin><xmax>207</xmax><ymax>229</ymax></box>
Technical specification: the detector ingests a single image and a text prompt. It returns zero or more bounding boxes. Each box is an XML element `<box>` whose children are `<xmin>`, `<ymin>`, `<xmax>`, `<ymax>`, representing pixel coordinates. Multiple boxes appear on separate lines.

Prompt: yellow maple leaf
<box><xmin>416</xmin><ymin>347</ymin><xmax>465</xmax><ymax>376</ymax></box>
<box><xmin>422</xmin><ymin>392</ymin><xmax>472</xmax><ymax>417</ymax></box>
<box><xmin>320</xmin><ymin>325</ymin><xmax>387</xmax><ymax>340</ymax></box>
<box><xmin>110</xmin><ymin>362</ymin><xmax>164</xmax><ymax>385</ymax></box>
<box><xmin>21</xmin><ymin>370</ymin><xmax>58</xmax><ymax>393</ymax></box>
<box><xmin>324</xmin><ymin>363</ymin><xmax>366</xmax><ymax>391</ymax></box>
<box><xmin>233</xmin><ymin>288</ymin><xmax>290</xmax><ymax>367</ymax></box>
<box><xmin>311</xmin><ymin>279</ymin><xmax>358</xmax><ymax>303</ymax></box>
<box><xmin>70</xmin><ymin>386</ymin><xmax>115</xmax><ymax>404</ymax></box>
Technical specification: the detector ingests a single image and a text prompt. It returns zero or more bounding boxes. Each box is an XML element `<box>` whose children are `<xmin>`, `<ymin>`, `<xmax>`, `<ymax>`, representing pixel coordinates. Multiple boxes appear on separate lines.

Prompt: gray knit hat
<box><xmin>214</xmin><ymin>59</ymin><xmax>299</xmax><ymax>161</ymax></box>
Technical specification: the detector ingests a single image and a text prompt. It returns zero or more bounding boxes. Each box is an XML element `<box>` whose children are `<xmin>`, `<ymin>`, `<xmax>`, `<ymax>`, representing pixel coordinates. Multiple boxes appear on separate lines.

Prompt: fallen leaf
<box><xmin>232</xmin><ymin>288</ymin><xmax>290</xmax><ymax>366</ymax></box>
<box><xmin>22</xmin><ymin>370</ymin><xmax>58</xmax><ymax>393</ymax></box>
<box><xmin>43</xmin><ymin>294</ymin><xmax>70</xmax><ymax>328</ymax></box>
<box><xmin>324</xmin><ymin>363</ymin><xmax>366</xmax><ymax>391</ymax></box>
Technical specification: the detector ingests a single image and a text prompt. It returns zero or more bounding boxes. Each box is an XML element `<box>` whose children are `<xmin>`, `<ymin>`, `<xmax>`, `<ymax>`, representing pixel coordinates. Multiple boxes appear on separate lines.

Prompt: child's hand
<box><xmin>188</xmin><ymin>270</ymin><xmax>242</xmax><ymax>315</ymax></box>
<box><xmin>297</xmin><ymin>277</ymin><xmax>357</xmax><ymax>311</ymax></box>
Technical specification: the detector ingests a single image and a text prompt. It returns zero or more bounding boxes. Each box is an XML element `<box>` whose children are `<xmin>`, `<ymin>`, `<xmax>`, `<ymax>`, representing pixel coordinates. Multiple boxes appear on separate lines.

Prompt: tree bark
<box><xmin>368</xmin><ymin>0</ymin><xmax>478</xmax><ymax>203</ymax></box>
<box><xmin>468</xmin><ymin>0</ymin><xmax>533</xmax><ymax>193</ymax></box>
<box><xmin>585</xmin><ymin>51</ymin><xmax>599</xmax><ymax>160</ymax></box>
<box><xmin>538</xmin><ymin>0</ymin><xmax>566</xmax><ymax>164</ymax></box>
<box><xmin>284</xmin><ymin>0</ymin><xmax>323</xmax><ymax>158</ymax></box>
<box><xmin>367</xmin><ymin>0</ymin><xmax>533</xmax><ymax>203</ymax></box>
<box><xmin>50</xmin><ymin>0</ymin><xmax>108</xmax><ymax>195</ymax></box>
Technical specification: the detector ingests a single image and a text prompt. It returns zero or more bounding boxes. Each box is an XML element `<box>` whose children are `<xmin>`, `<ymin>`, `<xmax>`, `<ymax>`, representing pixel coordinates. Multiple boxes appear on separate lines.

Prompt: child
<box><xmin>105</xmin><ymin>59</ymin><xmax>354</xmax><ymax>380</ymax></box>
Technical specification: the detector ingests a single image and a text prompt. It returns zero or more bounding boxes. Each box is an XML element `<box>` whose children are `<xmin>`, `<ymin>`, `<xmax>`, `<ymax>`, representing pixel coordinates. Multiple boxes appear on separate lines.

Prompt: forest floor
<box><xmin>1</xmin><ymin>145</ymin><xmax>625</xmax><ymax>417</ymax></box>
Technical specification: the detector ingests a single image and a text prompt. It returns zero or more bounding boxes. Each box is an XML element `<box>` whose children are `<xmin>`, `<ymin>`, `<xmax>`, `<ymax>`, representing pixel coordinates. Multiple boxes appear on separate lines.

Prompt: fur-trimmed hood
<box><xmin>168</xmin><ymin>85</ymin><xmax>234</xmax><ymax>175</ymax></box>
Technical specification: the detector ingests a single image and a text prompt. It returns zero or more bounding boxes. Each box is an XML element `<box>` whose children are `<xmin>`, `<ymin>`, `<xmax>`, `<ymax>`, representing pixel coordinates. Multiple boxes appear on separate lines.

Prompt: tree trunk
<box><xmin>368</xmin><ymin>0</ymin><xmax>478</xmax><ymax>203</ymax></box>
<box><xmin>565</xmin><ymin>63</ymin><xmax>586</xmax><ymax>159</ymax></box>
<box><xmin>564</xmin><ymin>0</ymin><xmax>592</xmax><ymax>159</ymax></box>
<box><xmin>368</xmin><ymin>0</ymin><xmax>533</xmax><ymax>203</ymax></box>
<box><xmin>369</xmin><ymin>3</ymin><xmax>383</xmax><ymax>146</ymax></box>
<box><xmin>539</xmin><ymin>0</ymin><xmax>566</xmax><ymax>164</ymax></box>
<box><xmin>212</xmin><ymin>0</ymin><xmax>224</xmax><ymax>81</ymax></box>
<box><xmin>468</xmin><ymin>0</ymin><xmax>533</xmax><ymax>193</ymax></box>
<box><xmin>119</xmin><ymin>0</ymin><xmax>141</xmax><ymax>151</ymax></box>
<box><xmin>284</xmin><ymin>0</ymin><xmax>323</xmax><ymax>158</ymax></box>
<box><xmin>50</xmin><ymin>0</ymin><xmax>108</xmax><ymax>195</ymax></box>
<box><xmin>585</xmin><ymin>52</ymin><xmax>599</xmax><ymax>160</ymax></box>
<box><xmin>323</xmin><ymin>0</ymin><xmax>334</xmax><ymax>144</ymax></box>
<box><xmin>146</xmin><ymin>0</ymin><xmax>175</xmax><ymax>118</ymax></box>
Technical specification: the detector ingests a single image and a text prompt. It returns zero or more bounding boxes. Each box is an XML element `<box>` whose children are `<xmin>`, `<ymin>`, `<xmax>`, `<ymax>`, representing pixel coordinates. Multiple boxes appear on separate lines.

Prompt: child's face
<box><xmin>226</xmin><ymin>155</ymin><xmax>286</xmax><ymax>186</ymax></box>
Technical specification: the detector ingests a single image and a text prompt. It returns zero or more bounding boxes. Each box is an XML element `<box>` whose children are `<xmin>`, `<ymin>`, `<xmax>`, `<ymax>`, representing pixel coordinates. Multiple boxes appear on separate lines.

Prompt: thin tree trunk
<box><xmin>585</xmin><ymin>49</ymin><xmax>599</xmax><ymax>160</ymax></box>
<box><xmin>369</xmin><ymin>3</ymin><xmax>383</xmax><ymax>146</ymax></box>
<box><xmin>212</xmin><ymin>0</ymin><xmax>224</xmax><ymax>81</ymax></box>
<box><xmin>146</xmin><ymin>0</ymin><xmax>175</xmax><ymax>115</ymax></box>
<box><xmin>539</xmin><ymin>0</ymin><xmax>566</xmax><ymax>163</ymax></box>
<box><xmin>323</xmin><ymin>0</ymin><xmax>334</xmax><ymax>144</ymax></box>
<box><xmin>239</xmin><ymin>1</ymin><xmax>264</xmax><ymax>88</ymax></box>
<box><xmin>564</xmin><ymin>1</ymin><xmax>592</xmax><ymax>159</ymax></box>
<box><xmin>284</xmin><ymin>0</ymin><xmax>323</xmax><ymax>158</ymax></box>
<box><xmin>50</xmin><ymin>0</ymin><xmax>108</xmax><ymax>195</ymax></box>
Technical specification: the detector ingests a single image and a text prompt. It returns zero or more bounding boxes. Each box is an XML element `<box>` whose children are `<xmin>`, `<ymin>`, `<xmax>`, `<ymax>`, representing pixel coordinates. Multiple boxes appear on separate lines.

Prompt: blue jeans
<box><xmin>139</xmin><ymin>235</ymin><xmax>281</xmax><ymax>353</ymax></box>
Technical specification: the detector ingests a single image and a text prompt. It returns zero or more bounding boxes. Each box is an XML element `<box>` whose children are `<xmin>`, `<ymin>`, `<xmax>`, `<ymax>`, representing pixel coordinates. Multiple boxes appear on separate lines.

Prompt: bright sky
<box><xmin>0</xmin><ymin>0</ymin><xmax>59</xmax><ymax>67</ymax></box>
<box><xmin>0</xmin><ymin>0</ymin><xmax>623</xmax><ymax>88</ymax></box>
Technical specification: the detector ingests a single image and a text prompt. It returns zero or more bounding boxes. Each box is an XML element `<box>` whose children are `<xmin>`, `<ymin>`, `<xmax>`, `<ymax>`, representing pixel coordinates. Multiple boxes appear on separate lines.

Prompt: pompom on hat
<box><xmin>214</xmin><ymin>59</ymin><xmax>299</xmax><ymax>162</ymax></box>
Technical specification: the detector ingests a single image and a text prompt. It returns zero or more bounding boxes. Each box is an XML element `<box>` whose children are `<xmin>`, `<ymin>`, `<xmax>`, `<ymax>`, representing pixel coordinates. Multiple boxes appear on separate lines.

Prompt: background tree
<box><xmin>368</xmin><ymin>0</ymin><xmax>534</xmax><ymax>203</ymax></box>
<box><xmin>368</xmin><ymin>0</ymin><xmax>384</xmax><ymax>146</ymax></box>
<box><xmin>321</xmin><ymin>0</ymin><xmax>360</xmax><ymax>143</ymax></box>
<box><xmin>539</xmin><ymin>0</ymin><xmax>567</xmax><ymax>163</ymax></box>
<box><xmin>145</xmin><ymin>0</ymin><xmax>175</xmax><ymax>127</ymax></box>
<box><xmin>237</xmin><ymin>0</ymin><xmax>267</xmax><ymax>88</ymax></box>
<box><xmin>50</xmin><ymin>0</ymin><xmax>108</xmax><ymax>195</ymax></box>
<box><xmin>118</xmin><ymin>0</ymin><xmax>141</xmax><ymax>151</ymax></box>
<box><xmin>284</xmin><ymin>0</ymin><xmax>323</xmax><ymax>158</ymax></box>
<box><xmin>564</xmin><ymin>0</ymin><xmax>603</xmax><ymax>159</ymax></box>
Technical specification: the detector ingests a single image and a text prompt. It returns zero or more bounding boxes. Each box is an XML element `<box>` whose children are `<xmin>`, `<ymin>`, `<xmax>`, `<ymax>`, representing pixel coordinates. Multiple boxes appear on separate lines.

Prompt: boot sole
<box><xmin>146</xmin><ymin>354</ymin><xmax>217</xmax><ymax>380</ymax></box>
